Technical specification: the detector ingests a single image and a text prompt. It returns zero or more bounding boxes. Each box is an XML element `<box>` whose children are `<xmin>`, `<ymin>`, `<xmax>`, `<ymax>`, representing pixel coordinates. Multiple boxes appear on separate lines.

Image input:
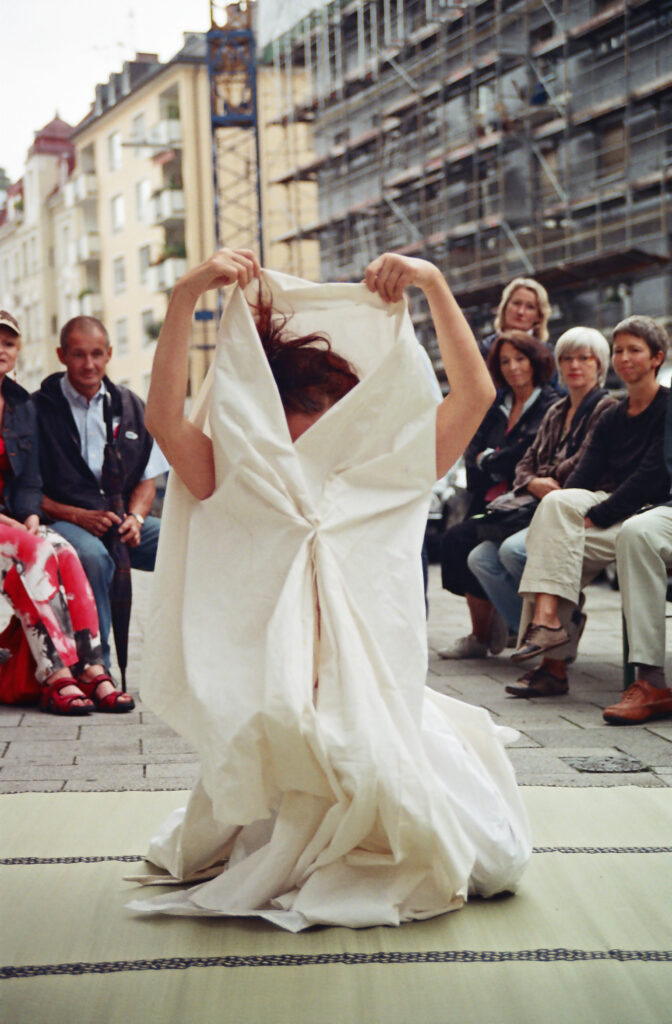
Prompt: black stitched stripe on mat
<box><xmin>0</xmin><ymin>855</ymin><xmax>145</xmax><ymax>865</ymax></box>
<box><xmin>2</xmin><ymin>949</ymin><xmax>672</xmax><ymax>978</ymax></box>
<box><xmin>3</xmin><ymin>846</ymin><xmax>672</xmax><ymax>866</ymax></box>
<box><xmin>533</xmin><ymin>846</ymin><xmax>672</xmax><ymax>854</ymax></box>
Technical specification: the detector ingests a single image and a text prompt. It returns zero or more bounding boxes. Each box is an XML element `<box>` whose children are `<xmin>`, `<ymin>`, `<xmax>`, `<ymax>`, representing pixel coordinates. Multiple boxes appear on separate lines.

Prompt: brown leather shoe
<box><xmin>603</xmin><ymin>680</ymin><xmax>672</xmax><ymax>725</ymax></box>
<box><xmin>506</xmin><ymin>666</ymin><xmax>569</xmax><ymax>698</ymax></box>
<box><xmin>511</xmin><ymin>623</ymin><xmax>569</xmax><ymax>663</ymax></box>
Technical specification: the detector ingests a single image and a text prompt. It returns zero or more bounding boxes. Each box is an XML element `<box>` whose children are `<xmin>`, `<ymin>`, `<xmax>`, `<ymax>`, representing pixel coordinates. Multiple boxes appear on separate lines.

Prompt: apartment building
<box><xmin>269</xmin><ymin>0</ymin><xmax>672</xmax><ymax>369</ymax></box>
<box><xmin>0</xmin><ymin>26</ymin><xmax>318</xmax><ymax>398</ymax></box>
<box><xmin>0</xmin><ymin>118</ymin><xmax>75</xmax><ymax>391</ymax></box>
<box><xmin>67</xmin><ymin>37</ymin><xmax>216</xmax><ymax>398</ymax></box>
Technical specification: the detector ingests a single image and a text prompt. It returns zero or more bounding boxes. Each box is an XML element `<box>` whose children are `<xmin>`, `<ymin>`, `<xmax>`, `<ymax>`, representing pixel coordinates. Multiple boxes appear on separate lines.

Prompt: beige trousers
<box><xmin>616</xmin><ymin>505</ymin><xmax>672</xmax><ymax>668</ymax></box>
<box><xmin>518</xmin><ymin>488</ymin><xmax>625</xmax><ymax>637</ymax></box>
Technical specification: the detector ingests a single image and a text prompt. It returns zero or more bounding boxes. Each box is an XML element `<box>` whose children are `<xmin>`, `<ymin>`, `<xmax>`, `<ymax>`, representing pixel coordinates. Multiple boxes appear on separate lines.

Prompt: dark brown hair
<box><xmin>252</xmin><ymin>289</ymin><xmax>359</xmax><ymax>414</ymax></box>
<box><xmin>486</xmin><ymin>330</ymin><xmax>555</xmax><ymax>389</ymax></box>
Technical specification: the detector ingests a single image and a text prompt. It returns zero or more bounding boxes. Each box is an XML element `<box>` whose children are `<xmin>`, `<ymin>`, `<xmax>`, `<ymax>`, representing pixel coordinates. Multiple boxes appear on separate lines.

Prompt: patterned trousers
<box><xmin>0</xmin><ymin>524</ymin><xmax>102</xmax><ymax>684</ymax></box>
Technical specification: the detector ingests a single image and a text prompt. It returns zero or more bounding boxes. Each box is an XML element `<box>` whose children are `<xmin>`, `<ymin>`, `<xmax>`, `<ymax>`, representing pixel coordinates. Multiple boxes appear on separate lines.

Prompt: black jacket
<box><xmin>0</xmin><ymin>377</ymin><xmax>43</xmax><ymax>521</ymax></box>
<box><xmin>464</xmin><ymin>383</ymin><xmax>558</xmax><ymax>515</ymax></box>
<box><xmin>33</xmin><ymin>373</ymin><xmax>154</xmax><ymax>514</ymax></box>
<box><xmin>567</xmin><ymin>386</ymin><xmax>670</xmax><ymax>528</ymax></box>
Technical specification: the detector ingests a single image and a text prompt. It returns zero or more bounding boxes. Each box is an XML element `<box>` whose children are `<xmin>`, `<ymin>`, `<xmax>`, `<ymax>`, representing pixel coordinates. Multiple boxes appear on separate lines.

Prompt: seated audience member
<box><xmin>33</xmin><ymin>316</ymin><xmax>168</xmax><ymax>669</ymax></box>
<box><xmin>467</xmin><ymin>327</ymin><xmax>616</xmax><ymax>643</ymax></box>
<box><xmin>439</xmin><ymin>331</ymin><xmax>557</xmax><ymax>658</ymax></box>
<box><xmin>479</xmin><ymin>277</ymin><xmax>551</xmax><ymax>362</ymax></box>
<box><xmin>602</xmin><ymin>387</ymin><xmax>672</xmax><ymax>723</ymax></box>
<box><xmin>508</xmin><ymin>316</ymin><xmax>670</xmax><ymax>699</ymax></box>
<box><xmin>0</xmin><ymin>310</ymin><xmax>132</xmax><ymax>715</ymax></box>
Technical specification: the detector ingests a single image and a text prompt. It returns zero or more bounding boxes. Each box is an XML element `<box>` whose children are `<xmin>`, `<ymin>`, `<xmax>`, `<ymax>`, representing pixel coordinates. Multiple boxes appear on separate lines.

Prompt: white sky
<box><xmin>2</xmin><ymin>0</ymin><xmax>325</xmax><ymax>183</ymax></box>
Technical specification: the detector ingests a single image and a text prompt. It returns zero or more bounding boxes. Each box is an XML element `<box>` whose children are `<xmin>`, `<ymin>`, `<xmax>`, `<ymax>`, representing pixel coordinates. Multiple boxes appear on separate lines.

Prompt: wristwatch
<box><xmin>129</xmin><ymin>511</ymin><xmax>145</xmax><ymax>526</ymax></box>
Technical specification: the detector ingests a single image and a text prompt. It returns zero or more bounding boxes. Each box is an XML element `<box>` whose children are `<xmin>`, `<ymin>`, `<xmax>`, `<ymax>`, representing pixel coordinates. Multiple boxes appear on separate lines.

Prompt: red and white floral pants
<box><xmin>0</xmin><ymin>524</ymin><xmax>102</xmax><ymax>684</ymax></box>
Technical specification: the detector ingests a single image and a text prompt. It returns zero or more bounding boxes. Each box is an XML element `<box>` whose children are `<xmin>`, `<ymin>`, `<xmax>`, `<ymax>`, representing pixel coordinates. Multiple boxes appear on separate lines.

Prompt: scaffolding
<box><xmin>266</xmin><ymin>0</ymin><xmax>672</xmax><ymax>363</ymax></box>
<box><xmin>209</xmin><ymin>1</ymin><xmax>264</xmax><ymax>258</ymax></box>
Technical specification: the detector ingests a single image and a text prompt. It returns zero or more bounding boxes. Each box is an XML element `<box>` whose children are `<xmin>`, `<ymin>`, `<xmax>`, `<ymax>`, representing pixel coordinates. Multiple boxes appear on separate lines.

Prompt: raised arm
<box><xmin>364</xmin><ymin>254</ymin><xmax>495</xmax><ymax>479</ymax></box>
<box><xmin>146</xmin><ymin>249</ymin><xmax>261</xmax><ymax>499</ymax></box>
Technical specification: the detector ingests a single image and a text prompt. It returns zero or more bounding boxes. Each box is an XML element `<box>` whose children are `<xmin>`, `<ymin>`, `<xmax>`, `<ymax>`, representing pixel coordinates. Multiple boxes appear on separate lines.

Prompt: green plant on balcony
<box><xmin>78</xmin><ymin>287</ymin><xmax>94</xmax><ymax>300</ymax></box>
<box><xmin>145</xmin><ymin>320</ymin><xmax>164</xmax><ymax>340</ymax></box>
<box><xmin>163</xmin><ymin>243</ymin><xmax>186</xmax><ymax>261</ymax></box>
<box><xmin>165</xmin><ymin>103</ymin><xmax>180</xmax><ymax>120</ymax></box>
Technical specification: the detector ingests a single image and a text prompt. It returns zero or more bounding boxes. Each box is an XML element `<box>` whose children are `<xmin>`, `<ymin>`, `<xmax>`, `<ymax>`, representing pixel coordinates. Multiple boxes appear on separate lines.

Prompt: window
<box><xmin>138</xmin><ymin>244</ymin><xmax>151</xmax><ymax>285</ymax></box>
<box><xmin>113</xmin><ymin>256</ymin><xmax>126</xmax><ymax>294</ymax></box>
<box><xmin>61</xmin><ymin>225</ymin><xmax>70</xmax><ymax>264</ymax></box>
<box><xmin>107</xmin><ymin>131</ymin><xmax>122</xmax><ymax>171</ymax></box>
<box><xmin>135</xmin><ymin>179</ymin><xmax>151</xmax><ymax>223</ymax></box>
<box><xmin>141</xmin><ymin>309</ymin><xmax>156</xmax><ymax>346</ymax></box>
<box><xmin>115</xmin><ymin>317</ymin><xmax>129</xmax><ymax>355</ymax></box>
<box><xmin>131</xmin><ymin>113</ymin><xmax>146</xmax><ymax>155</ymax></box>
<box><xmin>111</xmin><ymin>194</ymin><xmax>125</xmax><ymax>233</ymax></box>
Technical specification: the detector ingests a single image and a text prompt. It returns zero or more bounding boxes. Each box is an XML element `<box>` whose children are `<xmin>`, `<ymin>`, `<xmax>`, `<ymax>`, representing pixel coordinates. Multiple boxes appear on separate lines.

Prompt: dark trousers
<box><xmin>440</xmin><ymin>517</ymin><xmax>488</xmax><ymax>599</ymax></box>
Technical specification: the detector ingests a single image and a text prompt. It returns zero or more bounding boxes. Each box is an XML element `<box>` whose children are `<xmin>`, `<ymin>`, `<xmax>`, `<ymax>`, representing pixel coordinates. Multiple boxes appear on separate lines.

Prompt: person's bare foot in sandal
<box><xmin>78</xmin><ymin>666</ymin><xmax>135</xmax><ymax>713</ymax></box>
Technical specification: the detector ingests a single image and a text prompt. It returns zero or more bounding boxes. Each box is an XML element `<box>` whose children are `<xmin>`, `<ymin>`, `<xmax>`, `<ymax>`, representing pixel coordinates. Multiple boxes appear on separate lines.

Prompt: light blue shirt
<box><xmin>60</xmin><ymin>375</ymin><xmax>169</xmax><ymax>486</ymax></box>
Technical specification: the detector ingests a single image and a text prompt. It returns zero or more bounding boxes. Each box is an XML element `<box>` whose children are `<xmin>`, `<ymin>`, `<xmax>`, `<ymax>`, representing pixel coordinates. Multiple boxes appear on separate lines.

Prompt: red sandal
<box><xmin>41</xmin><ymin>678</ymin><xmax>94</xmax><ymax>716</ymax></box>
<box><xmin>79</xmin><ymin>674</ymin><xmax>135</xmax><ymax>713</ymax></box>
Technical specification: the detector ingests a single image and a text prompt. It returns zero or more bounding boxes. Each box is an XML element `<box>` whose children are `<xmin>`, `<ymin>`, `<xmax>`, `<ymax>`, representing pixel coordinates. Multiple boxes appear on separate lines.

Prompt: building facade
<box><xmin>0</xmin><ymin>118</ymin><xmax>75</xmax><ymax>391</ymax></box>
<box><xmin>0</xmin><ymin>27</ymin><xmax>318</xmax><ymax>398</ymax></box>
<box><xmin>268</xmin><ymin>0</ymin><xmax>672</xmax><ymax>370</ymax></box>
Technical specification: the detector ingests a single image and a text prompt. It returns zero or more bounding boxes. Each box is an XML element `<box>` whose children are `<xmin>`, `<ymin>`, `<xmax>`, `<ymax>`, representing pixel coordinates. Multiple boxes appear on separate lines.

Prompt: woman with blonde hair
<box><xmin>480</xmin><ymin>277</ymin><xmax>551</xmax><ymax>361</ymax></box>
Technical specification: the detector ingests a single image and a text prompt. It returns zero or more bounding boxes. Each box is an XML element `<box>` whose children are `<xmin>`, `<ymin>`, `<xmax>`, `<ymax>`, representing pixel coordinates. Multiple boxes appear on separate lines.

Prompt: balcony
<box><xmin>75</xmin><ymin>232</ymin><xmax>101</xmax><ymax>264</ymax></box>
<box><xmin>150</xmin><ymin>256</ymin><xmax>187</xmax><ymax>292</ymax></box>
<box><xmin>79</xmin><ymin>291</ymin><xmax>103</xmax><ymax>317</ymax></box>
<box><xmin>151</xmin><ymin>188</ymin><xmax>185</xmax><ymax>228</ymax></box>
<box><xmin>150</xmin><ymin>119</ymin><xmax>182</xmax><ymax>151</ymax></box>
<box><xmin>65</xmin><ymin>173</ymin><xmax>98</xmax><ymax>207</ymax></box>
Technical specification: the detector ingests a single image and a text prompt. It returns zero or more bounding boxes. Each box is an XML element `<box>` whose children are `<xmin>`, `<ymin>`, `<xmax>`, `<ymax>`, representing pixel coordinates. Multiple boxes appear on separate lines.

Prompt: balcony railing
<box><xmin>79</xmin><ymin>291</ymin><xmax>103</xmax><ymax>317</ymax></box>
<box><xmin>150</xmin><ymin>119</ymin><xmax>183</xmax><ymax>149</ymax></box>
<box><xmin>150</xmin><ymin>256</ymin><xmax>187</xmax><ymax>292</ymax></box>
<box><xmin>151</xmin><ymin>188</ymin><xmax>185</xmax><ymax>227</ymax></box>
<box><xmin>65</xmin><ymin>173</ymin><xmax>98</xmax><ymax>207</ymax></box>
<box><xmin>73</xmin><ymin>233</ymin><xmax>101</xmax><ymax>264</ymax></box>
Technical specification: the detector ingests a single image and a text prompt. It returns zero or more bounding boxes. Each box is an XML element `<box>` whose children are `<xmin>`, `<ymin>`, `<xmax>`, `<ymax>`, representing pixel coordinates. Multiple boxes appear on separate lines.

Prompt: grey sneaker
<box><xmin>439</xmin><ymin>634</ymin><xmax>488</xmax><ymax>659</ymax></box>
<box><xmin>511</xmin><ymin>622</ymin><xmax>570</xmax><ymax>663</ymax></box>
<box><xmin>488</xmin><ymin>610</ymin><xmax>509</xmax><ymax>655</ymax></box>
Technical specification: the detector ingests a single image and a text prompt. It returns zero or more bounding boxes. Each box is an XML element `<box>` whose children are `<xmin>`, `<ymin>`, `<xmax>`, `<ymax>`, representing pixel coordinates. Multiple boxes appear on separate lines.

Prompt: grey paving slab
<box><xmin>2</xmin><ymin>566</ymin><xmax>672</xmax><ymax>793</ymax></box>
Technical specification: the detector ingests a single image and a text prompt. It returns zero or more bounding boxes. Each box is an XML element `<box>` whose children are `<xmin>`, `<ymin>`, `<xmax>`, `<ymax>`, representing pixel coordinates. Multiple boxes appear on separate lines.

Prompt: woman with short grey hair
<box><xmin>464</xmin><ymin>326</ymin><xmax>617</xmax><ymax>670</ymax></box>
<box><xmin>554</xmin><ymin>326</ymin><xmax>612</xmax><ymax>388</ymax></box>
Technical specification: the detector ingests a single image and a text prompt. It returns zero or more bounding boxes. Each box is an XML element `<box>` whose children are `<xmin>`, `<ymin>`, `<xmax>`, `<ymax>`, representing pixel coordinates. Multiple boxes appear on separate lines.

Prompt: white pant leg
<box><xmin>616</xmin><ymin>506</ymin><xmax>672</xmax><ymax>668</ymax></box>
<box><xmin>519</xmin><ymin>489</ymin><xmax>610</xmax><ymax>603</ymax></box>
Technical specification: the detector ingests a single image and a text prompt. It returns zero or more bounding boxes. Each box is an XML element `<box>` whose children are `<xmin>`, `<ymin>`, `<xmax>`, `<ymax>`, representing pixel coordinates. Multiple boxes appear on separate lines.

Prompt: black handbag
<box><xmin>471</xmin><ymin>502</ymin><xmax>537</xmax><ymax>544</ymax></box>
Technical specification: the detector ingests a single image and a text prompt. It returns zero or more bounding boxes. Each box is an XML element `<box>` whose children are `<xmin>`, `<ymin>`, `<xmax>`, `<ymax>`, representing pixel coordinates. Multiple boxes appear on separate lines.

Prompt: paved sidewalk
<box><xmin>1</xmin><ymin>565</ymin><xmax>671</xmax><ymax>793</ymax></box>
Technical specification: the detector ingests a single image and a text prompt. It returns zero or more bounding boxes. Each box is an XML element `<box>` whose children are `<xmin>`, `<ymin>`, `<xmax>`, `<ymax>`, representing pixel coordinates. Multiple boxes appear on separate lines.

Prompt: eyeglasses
<box><xmin>558</xmin><ymin>354</ymin><xmax>595</xmax><ymax>364</ymax></box>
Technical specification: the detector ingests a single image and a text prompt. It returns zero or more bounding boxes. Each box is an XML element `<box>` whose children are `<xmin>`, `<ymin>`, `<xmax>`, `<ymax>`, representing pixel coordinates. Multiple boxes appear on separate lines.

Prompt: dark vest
<box><xmin>33</xmin><ymin>373</ymin><xmax>154</xmax><ymax>513</ymax></box>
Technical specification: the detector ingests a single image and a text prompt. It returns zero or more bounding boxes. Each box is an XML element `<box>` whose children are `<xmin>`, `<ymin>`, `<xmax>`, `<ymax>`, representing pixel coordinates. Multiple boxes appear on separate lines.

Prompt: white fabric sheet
<box><xmin>130</xmin><ymin>272</ymin><xmax>531</xmax><ymax>931</ymax></box>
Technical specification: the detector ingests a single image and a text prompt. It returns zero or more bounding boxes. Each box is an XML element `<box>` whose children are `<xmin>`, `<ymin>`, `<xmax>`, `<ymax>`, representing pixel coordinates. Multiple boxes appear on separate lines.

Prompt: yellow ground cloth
<box><xmin>1</xmin><ymin>788</ymin><xmax>671</xmax><ymax>1023</ymax></box>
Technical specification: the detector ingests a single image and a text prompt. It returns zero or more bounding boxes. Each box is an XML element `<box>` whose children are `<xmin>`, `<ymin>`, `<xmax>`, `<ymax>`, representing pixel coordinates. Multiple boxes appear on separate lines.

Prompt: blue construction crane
<box><xmin>208</xmin><ymin>1</ymin><xmax>264</xmax><ymax>261</ymax></box>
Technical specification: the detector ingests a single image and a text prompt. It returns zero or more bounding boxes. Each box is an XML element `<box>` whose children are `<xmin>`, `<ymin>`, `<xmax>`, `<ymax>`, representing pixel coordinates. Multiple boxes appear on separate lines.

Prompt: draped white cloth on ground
<box><xmin>129</xmin><ymin>272</ymin><xmax>531</xmax><ymax>931</ymax></box>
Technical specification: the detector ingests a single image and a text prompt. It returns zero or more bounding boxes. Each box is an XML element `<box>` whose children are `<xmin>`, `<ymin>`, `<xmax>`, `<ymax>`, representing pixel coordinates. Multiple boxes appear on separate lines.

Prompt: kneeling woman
<box><xmin>0</xmin><ymin>311</ymin><xmax>133</xmax><ymax>715</ymax></box>
<box><xmin>130</xmin><ymin>250</ymin><xmax>531</xmax><ymax>931</ymax></box>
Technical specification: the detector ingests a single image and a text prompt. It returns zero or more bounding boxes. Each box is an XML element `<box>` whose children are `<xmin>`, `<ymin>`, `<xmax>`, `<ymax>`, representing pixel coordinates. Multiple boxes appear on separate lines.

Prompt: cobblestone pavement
<box><xmin>1</xmin><ymin>565</ymin><xmax>671</xmax><ymax>793</ymax></box>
